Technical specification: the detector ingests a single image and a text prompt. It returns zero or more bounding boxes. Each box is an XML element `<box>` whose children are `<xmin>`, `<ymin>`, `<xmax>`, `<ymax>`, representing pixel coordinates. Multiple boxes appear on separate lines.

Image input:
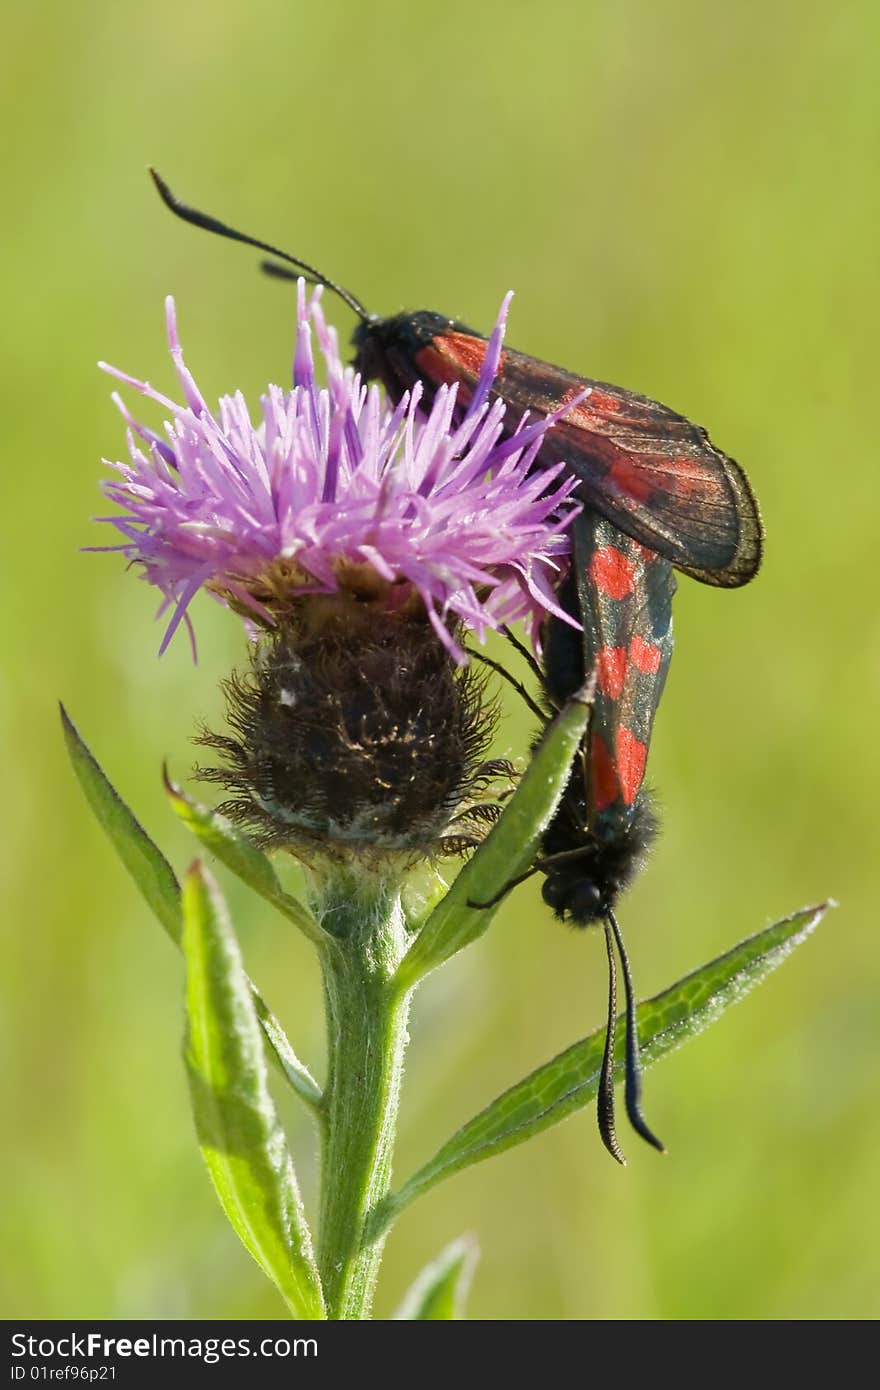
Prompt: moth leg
<box><xmin>466</xmin><ymin>865</ymin><xmax>541</xmax><ymax>911</ymax></box>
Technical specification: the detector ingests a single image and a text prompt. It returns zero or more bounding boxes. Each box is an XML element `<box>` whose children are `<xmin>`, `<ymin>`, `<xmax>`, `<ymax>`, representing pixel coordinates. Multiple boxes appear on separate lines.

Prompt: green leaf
<box><xmin>378</xmin><ymin>902</ymin><xmax>831</xmax><ymax>1232</ymax></box>
<box><xmin>165</xmin><ymin>774</ymin><xmax>323</xmax><ymax>945</ymax></box>
<box><xmin>61</xmin><ymin>703</ymin><xmax>181</xmax><ymax>944</ymax></box>
<box><xmin>182</xmin><ymin>861</ymin><xmax>325</xmax><ymax>1319</ymax></box>
<box><xmin>250</xmin><ymin>990</ymin><xmax>323</xmax><ymax>1110</ymax></box>
<box><xmin>61</xmin><ymin>707</ymin><xmax>321</xmax><ymax>1113</ymax></box>
<box><xmin>394</xmin><ymin>1237</ymin><xmax>478</xmax><ymax>1320</ymax></box>
<box><xmin>398</xmin><ymin>689</ymin><xmax>591</xmax><ymax>985</ymax></box>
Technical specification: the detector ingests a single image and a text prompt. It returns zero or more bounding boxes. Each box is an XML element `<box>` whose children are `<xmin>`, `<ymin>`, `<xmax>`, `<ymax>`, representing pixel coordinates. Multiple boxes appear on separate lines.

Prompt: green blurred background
<box><xmin>3</xmin><ymin>0</ymin><xmax>877</xmax><ymax>1321</ymax></box>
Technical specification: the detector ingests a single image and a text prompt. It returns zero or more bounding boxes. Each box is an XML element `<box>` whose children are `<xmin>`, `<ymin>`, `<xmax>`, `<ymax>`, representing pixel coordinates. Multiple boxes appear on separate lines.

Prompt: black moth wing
<box><xmin>491</xmin><ymin>345</ymin><xmax>762</xmax><ymax>588</ymax></box>
<box><xmin>539</xmin><ymin>513</ymin><xmax>676</xmax><ymax>925</ymax></box>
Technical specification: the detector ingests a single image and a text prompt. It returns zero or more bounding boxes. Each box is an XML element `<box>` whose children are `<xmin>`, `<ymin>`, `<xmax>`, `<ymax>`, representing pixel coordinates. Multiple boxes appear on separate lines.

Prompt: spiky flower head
<box><xmin>95</xmin><ymin>282</ymin><xmax>579</xmax><ymax>664</ymax></box>
<box><xmin>93</xmin><ymin>283</ymin><xmax>583</xmax><ymax>861</ymax></box>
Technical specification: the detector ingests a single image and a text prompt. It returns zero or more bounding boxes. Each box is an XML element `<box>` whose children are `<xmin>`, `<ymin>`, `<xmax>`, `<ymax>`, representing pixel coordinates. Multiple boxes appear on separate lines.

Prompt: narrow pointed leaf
<box><xmin>251</xmin><ymin>990</ymin><xmax>323</xmax><ymax>1109</ymax></box>
<box><xmin>182</xmin><ymin>861</ymin><xmax>324</xmax><ymax>1318</ymax></box>
<box><xmin>394</xmin><ymin>1237</ymin><xmax>479</xmax><ymax>1320</ymax></box>
<box><xmin>377</xmin><ymin>902</ymin><xmax>831</xmax><ymax>1232</ymax></box>
<box><xmin>398</xmin><ymin>688</ymin><xmax>591</xmax><ymax>986</ymax></box>
<box><xmin>165</xmin><ymin>775</ymin><xmax>323</xmax><ymax>945</ymax></box>
<box><xmin>61</xmin><ymin>703</ymin><xmax>181</xmax><ymax>943</ymax></box>
<box><xmin>61</xmin><ymin>707</ymin><xmax>321</xmax><ymax>1111</ymax></box>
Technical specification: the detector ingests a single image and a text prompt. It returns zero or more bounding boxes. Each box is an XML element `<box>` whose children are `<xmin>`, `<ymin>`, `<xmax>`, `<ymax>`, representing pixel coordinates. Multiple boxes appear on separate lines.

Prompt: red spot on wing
<box><xmin>617</xmin><ymin>727</ymin><xmax>647</xmax><ymax>805</ymax></box>
<box><xmin>632</xmin><ymin>541</ymin><xmax>661</xmax><ymax>566</ymax></box>
<box><xmin>585</xmin><ymin>388</ymin><xmax>624</xmax><ymax>415</ymax></box>
<box><xmin>665</xmin><ymin>456</ymin><xmax>727</xmax><ymax>501</ymax></box>
<box><xmin>416</xmin><ymin>333</ymin><xmax>493</xmax><ymax>397</ymax></box>
<box><xmin>629</xmin><ymin>636</ymin><xmax>662</xmax><ymax>674</ymax></box>
<box><xmin>596</xmin><ymin>646</ymin><xmax>627</xmax><ymax>699</ymax></box>
<box><xmin>608</xmin><ymin>455</ymin><xmax>656</xmax><ymax>503</ymax></box>
<box><xmin>414</xmin><ymin>346</ymin><xmax>463</xmax><ymax>393</ymax></box>
<box><xmin>562</xmin><ymin>386</ymin><xmax>623</xmax><ymax>418</ymax></box>
<box><xmin>442</xmin><ymin>331</ymin><xmax>496</xmax><ymax>376</ymax></box>
<box><xmin>590</xmin><ymin>733</ymin><xmax>620</xmax><ymax>812</ymax></box>
<box><xmin>589</xmin><ymin>545</ymin><xmax>636</xmax><ymax>599</ymax></box>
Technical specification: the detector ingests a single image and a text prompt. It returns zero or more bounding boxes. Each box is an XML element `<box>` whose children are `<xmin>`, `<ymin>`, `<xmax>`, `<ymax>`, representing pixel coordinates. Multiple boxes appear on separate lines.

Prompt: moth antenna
<box><xmin>466</xmin><ymin>647</ymin><xmax>547</xmax><ymax>722</ymax></box>
<box><xmin>598</xmin><ymin>920</ymin><xmax>626</xmax><ymax>1165</ymax></box>
<box><xmin>260</xmin><ymin>259</ymin><xmax>307</xmax><ymax>284</ymax></box>
<box><xmin>466</xmin><ymin>865</ymin><xmax>540</xmax><ymax>912</ymax></box>
<box><xmin>501</xmin><ymin>625</ymin><xmax>545</xmax><ymax>683</ymax></box>
<box><xmin>149</xmin><ymin>168</ymin><xmax>372</xmax><ymax>322</ymax></box>
<box><xmin>607</xmin><ymin>908</ymin><xmax>666</xmax><ymax>1154</ymax></box>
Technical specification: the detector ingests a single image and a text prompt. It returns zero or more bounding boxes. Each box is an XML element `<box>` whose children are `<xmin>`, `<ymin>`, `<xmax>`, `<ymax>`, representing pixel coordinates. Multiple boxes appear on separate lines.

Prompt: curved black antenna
<box><xmin>500</xmin><ymin>625</ymin><xmax>545</xmax><ymax>683</ymax></box>
<box><xmin>261</xmin><ymin>259</ymin><xmax>309</xmax><ymax>285</ymax></box>
<box><xmin>465</xmin><ymin>864</ymin><xmax>539</xmax><ymax>912</ymax></box>
<box><xmin>607</xmin><ymin>908</ymin><xmax>666</xmax><ymax>1154</ymax></box>
<box><xmin>466</xmin><ymin>647</ymin><xmax>547</xmax><ymax>722</ymax></box>
<box><xmin>598</xmin><ymin>922</ymin><xmax>626</xmax><ymax>1165</ymax></box>
<box><xmin>149</xmin><ymin>168</ymin><xmax>371</xmax><ymax>322</ymax></box>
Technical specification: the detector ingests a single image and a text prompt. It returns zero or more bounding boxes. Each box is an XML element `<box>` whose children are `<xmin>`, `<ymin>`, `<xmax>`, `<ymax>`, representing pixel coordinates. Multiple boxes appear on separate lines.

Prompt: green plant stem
<box><xmin>314</xmin><ymin>873</ymin><xmax>412</xmax><ymax>1320</ymax></box>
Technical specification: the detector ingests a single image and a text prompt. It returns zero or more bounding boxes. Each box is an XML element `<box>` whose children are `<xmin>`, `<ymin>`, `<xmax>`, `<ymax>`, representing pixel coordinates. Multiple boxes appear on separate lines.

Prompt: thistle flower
<box><xmin>93</xmin><ymin>283</ymin><xmax>582</xmax><ymax>860</ymax></box>
<box><xmin>95</xmin><ymin>282</ymin><xmax>579</xmax><ymax>664</ymax></box>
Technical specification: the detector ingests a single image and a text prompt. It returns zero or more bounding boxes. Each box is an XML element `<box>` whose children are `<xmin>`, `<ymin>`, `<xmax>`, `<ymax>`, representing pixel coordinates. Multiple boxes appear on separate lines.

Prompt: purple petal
<box><xmin>95</xmin><ymin>286</ymin><xmax>578</xmax><ymax>661</ymax></box>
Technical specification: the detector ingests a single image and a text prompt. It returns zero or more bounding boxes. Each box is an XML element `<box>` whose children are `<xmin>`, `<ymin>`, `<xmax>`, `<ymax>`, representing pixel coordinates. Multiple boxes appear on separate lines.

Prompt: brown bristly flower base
<box><xmin>196</xmin><ymin>601</ymin><xmax>513</xmax><ymax>865</ymax></box>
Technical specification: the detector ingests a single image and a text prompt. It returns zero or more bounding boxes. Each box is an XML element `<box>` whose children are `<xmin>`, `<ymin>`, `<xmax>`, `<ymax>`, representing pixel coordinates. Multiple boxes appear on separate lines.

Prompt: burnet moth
<box><xmin>478</xmin><ymin>512</ymin><xmax>675</xmax><ymax>1163</ymax></box>
<box><xmin>149</xmin><ymin>169</ymin><xmax>763</xmax><ymax>589</ymax></box>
